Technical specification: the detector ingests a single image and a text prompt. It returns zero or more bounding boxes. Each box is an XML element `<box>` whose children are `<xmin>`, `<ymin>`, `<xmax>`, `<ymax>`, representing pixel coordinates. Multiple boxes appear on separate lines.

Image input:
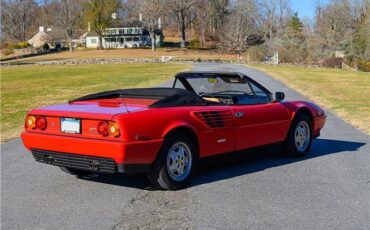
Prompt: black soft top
<box><xmin>69</xmin><ymin>87</ymin><xmax>203</xmax><ymax>108</ymax></box>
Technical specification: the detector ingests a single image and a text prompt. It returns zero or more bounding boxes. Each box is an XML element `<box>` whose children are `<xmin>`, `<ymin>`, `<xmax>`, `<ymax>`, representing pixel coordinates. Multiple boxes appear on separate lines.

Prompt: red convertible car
<box><xmin>22</xmin><ymin>72</ymin><xmax>326</xmax><ymax>190</ymax></box>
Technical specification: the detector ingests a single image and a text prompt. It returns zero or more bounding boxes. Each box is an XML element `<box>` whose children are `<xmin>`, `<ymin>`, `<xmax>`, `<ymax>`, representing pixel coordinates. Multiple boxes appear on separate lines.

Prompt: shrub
<box><xmin>55</xmin><ymin>42</ymin><xmax>61</xmax><ymax>50</ymax></box>
<box><xmin>7</xmin><ymin>43</ymin><xmax>18</xmax><ymax>50</ymax></box>
<box><xmin>43</xmin><ymin>43</ymin><xmax>50</xmax><ymax>51</ymax></box>
<box><xmin>357</xmin><ymin>61</ymin><xmax>370</xmax><ymax>72</ymax></box>
<box><xmin>18</xmin><ymin>42</ymin><xmax>30</xmax><ymax>48</ymax></box>
<box><xmin>4</xmin><ymin>49</ymin><xmax>14</xmax><ymax>55</ymax></box>
<box><xmin>189</xmin><ymin>38</ymin><xmax>201</xmax><ymax>50</ymax></box>
<box><xmin>7</xmin><ymin>42</ymin><xmax>31</xmax><ymax>50</ymax></box>
<box><xmin>247</xmin><ymin>45</ymin><xmax>268</xmax><ymax>62</ymax></box>
<box><xmin>320</xmin><ymin>57</ymin><xmax>343</xmax><ymax>68</ymax></box>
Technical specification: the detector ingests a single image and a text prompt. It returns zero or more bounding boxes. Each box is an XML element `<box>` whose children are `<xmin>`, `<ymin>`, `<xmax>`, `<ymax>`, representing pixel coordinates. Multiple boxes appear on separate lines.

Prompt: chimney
<box><xmin>139</xmin><ymin>13</ymin><xmax>142</xmax><ymax>21</ymax></box>
<box><xmin>158</xmin><ymin>17</ymin><xmax>161</xmax><ymax>29</ymax></box>
<box><xmin>112</xmin><ymin>13</ymin><xmax>117</xmax><ymax>19</ymax></box>
<box><xmin>39</xmin><ymin>26</ymin><xmax>44</xmax><ymax>32</ymax></box>
<box><xmin>46</xmin><ymin>27</ymin><xmax>52</xmax><ymax>32</ymax></box>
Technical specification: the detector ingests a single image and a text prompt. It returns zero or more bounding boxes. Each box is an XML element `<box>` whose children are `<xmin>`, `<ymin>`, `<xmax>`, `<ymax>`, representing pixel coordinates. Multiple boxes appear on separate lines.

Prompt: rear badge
<box><xmin>217</xmin><ymin>138</ymin><xmax>226</xmax><ymax>143</ymax></box>
<box><xmin>89</xmin><ymin>127</ymin><xmax>97</xmax><ymax>134</ymax></box>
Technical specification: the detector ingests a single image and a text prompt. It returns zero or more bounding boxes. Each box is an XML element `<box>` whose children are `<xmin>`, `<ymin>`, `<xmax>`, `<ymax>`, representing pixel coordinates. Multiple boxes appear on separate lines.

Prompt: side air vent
<box><xmin>193</xmin><ymin>111</ymin><xmax>233</xmax><ymax>128</ymax></box>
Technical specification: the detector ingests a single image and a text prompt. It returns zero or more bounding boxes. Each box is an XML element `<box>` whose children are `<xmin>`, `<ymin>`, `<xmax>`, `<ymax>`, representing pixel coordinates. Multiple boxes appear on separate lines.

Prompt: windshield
<box><xmin>176</xmin><ymin>76</ymin><xmax>252</xmax><ymax>96</ymax></box>
<box><xmin>174</xmin><ymin>74</ymin><xmax>272</xmax><ymax>105</ymax></box>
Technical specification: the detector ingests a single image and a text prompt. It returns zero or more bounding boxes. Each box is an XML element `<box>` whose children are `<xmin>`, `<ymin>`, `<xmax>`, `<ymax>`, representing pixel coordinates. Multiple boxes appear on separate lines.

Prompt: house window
<box><xmin>111</xmin><ymin>29</ymin><xmax>116</xmax><ymax>35</ymax></box>
<box><xmin>133</xmin><ymin>37</ymin><xmax>139</xmax><ymax>42</ymax></box>
<box><xmin>91</xmin><ymin>38</ymin><xmax>97</xmax><ymax>44</ymax></box>
<box><xmin>119</xmin><ymin>29</ymin><xmax>124</xmax><ymax>35</ymax></box>
<box><xmin>127</xmin><ymin>28</ymin><xmax>132</xmax><ymax>34</ymax></box>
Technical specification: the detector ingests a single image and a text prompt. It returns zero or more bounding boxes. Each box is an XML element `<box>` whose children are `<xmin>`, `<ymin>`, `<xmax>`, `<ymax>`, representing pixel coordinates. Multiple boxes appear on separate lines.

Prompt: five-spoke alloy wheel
<box><xmin>149</xmin><ymin>133</ymin><xmax>198</xmax><ymax>190</ymax></box>
<box><xmin>283</xmin><ymin>113</ymin><xmax>313</xmax><ymax>157</ymax></box>
<box><xmin>166</xmin><ymin>142</ymin><xmax>193</xmax><ymax>182</ymax></box>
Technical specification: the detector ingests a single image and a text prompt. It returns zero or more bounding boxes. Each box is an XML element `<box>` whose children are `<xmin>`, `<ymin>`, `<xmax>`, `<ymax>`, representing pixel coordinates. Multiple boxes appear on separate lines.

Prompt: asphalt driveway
<box><xmin>1</xmin><ymin>63</ymin><xmax>369</xmax><ymax>229</ymax></box>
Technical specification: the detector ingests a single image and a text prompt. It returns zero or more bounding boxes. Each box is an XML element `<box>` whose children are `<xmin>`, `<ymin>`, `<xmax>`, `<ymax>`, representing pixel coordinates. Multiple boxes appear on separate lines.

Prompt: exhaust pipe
<box><xmin>89</xmin><ymin>160</ymin><xmax>100</xmax><ymax>171</ymax></box>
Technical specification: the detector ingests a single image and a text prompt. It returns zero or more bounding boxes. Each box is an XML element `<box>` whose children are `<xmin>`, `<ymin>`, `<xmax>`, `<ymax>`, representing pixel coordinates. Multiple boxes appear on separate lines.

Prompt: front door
<box><xmin>233</xmin><ymin>80</ymin><xmax>291</xmax><ymax>150</ymax></box>
<box><xmin>233</xmin><ymin>102</ymin><xmax>290</xmax><ymax>150</ymax></box>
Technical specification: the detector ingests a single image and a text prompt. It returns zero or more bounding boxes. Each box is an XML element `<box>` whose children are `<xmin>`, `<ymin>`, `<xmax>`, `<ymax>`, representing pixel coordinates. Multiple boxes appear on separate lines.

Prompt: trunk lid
<box><xmin>31</xmin><ymin>98</ymin><xmax>158</xmax><ymax>120</ymax></box>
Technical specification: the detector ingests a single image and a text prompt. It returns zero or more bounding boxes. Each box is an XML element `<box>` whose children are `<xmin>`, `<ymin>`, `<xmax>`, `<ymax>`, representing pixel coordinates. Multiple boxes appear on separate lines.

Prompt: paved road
<box><xmin>1</xmin><ymin>63</ymin><xmax>369</xmax><ymax>229</ymax></box>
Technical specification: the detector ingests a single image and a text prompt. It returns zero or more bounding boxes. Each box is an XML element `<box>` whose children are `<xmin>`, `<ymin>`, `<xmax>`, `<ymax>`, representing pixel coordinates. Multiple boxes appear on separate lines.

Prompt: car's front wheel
<box><xmin>148</xmin><ymin>133</ymin><xmax>198</xmax><ymax>190</ymax></box>
<box><xmin>283</xmin><ymin>113</ymin><xmax>313</xmax><ymax>157</ymax></box>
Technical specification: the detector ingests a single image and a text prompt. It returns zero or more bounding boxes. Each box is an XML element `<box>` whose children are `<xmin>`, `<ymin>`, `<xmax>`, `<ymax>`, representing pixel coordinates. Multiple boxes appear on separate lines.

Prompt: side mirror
<box><xmin>275</xmin><ymin>92</ymin><xmax>285</xmax><ymax>102</ymax></box>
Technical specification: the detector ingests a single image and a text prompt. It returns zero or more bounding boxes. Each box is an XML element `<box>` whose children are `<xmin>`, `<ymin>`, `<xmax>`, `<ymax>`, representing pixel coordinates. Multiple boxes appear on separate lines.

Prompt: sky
<box><xmin>290</xmin><ymin>0</ymin><xmax>329</xmax><ymax>20</ymax></box>
<box><xmin>34</xmin><ymin>0</ymin><xmax>329</xmax><ymax>21</ymax></box>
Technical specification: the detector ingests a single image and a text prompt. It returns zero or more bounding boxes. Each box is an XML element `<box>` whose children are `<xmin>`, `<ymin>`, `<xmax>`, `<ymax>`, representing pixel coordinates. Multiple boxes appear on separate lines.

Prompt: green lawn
<box><xmin>1</xmin><ymin>63</ymin><xmax>189</xmax><ymax>142</ymax></box>
<box><xmin>249</xmin><ymin>64</ymin><xmax>370</xmax><ymax>135</ymax></box>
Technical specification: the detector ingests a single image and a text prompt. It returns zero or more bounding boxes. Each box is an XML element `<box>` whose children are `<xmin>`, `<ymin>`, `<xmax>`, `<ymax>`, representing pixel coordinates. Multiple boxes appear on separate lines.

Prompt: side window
<box><xmin>249</xmin><ymin>81</ymin><xmax>271</xmax><ymax>104</ymax></box>
<box><xmin>234</xmin><ymin>83</ymin><xmax>258</xmax><ymax>105</ymax></box>
<box><xmin>173</xmin><ymin>79</ymin><xmax>185</xmax><ymax>89</ymax></box>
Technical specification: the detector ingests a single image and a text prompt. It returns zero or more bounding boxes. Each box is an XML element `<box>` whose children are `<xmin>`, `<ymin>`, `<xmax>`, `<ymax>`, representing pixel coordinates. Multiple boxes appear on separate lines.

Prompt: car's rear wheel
<box><xmin>59</xmin><ymin>167</ymin><xmax>91</xmax><ymax>178</ymax></box>
<box><xmin>283</xmin><ymin>113</ymin><xmax>312</xmax><ymax>157</ymax></box>
<box><xmin>148</xmin><ymin>133</ymin><xmax>198</xmax><ymax>190</ymax></box>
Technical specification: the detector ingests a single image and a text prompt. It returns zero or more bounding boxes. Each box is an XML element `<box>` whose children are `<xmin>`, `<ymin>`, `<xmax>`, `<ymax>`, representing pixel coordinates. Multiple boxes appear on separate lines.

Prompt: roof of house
<box><xmin>85</xmin><ymin>31</ymin><xmax>99</xmax><ymax>37</ymax></box>
<box><xmin>111</xmin><ymin>19</ymin><xmax>144</xmax><ymax>28</ymax></box>
<box><xmin>28</xmin><ymin>31</ymin><xmax>53</xmax><ymax>44</ymax></box>
<box><xmin>45</xmin><ymin>30</ymin><xmax>65</xmax><ymax>40</ymax></box>
<box><xmin>28</xmin><ymin>28</ymin><xmax>66</xmax><ymax>45</ymax></box>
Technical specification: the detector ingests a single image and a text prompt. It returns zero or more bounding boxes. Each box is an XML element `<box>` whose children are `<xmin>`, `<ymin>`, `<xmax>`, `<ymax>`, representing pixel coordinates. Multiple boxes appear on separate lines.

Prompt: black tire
<box><xmin>283</xmin><ymin>113</ymin><xmax>313</xmax><ymax>157</ymax></box>
<box><xmin>148</xmin><ymin>133</ymin><xmax>198</xmax><ymax>190</ymax></box>
<box><xmin>59</xmin><ymin>167</ymin><xmax>91</xmax><ymax>178</ymax></box>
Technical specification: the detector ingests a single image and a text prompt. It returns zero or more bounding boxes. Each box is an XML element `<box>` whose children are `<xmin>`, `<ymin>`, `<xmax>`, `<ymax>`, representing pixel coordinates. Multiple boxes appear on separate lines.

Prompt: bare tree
<box><xmin>219</xmin><ymin>1</ymin><xmax>257</xmax><ymax>60</ymax></box>
<box><xmin>37</xmin><ymin>0</ymin><xmax>60</xmax><ymax>26</ymax></box>
<box><xmin>137</xmin><ymin>0</ymin><xmax>163</xmax><ymax>51</ymax></box>
<box><xmin>59</xmin><ymin>0</ymin><xmax>83</xmax><ymax>52</ymax></box>
<box><xmin>195</xmin><ymin>0</ymin><xmax>228</xmax><ymax>46</ymax></box>
<box><xmin>166</xmin><ymin>0</ymin><xmax>199</xmax><ymax>48</ymax></box>
<box><xmin>1</xmin><ymin>0</ymin><xmax>36</xmax><ymax>42</ymax></box>
<box><xmin>85</xmin><ymin>0</ymin><xmax>120</xmax><ymax>49</ymax></box>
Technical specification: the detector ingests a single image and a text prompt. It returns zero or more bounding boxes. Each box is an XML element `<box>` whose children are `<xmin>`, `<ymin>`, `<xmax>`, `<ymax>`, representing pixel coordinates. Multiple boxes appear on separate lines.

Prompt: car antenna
<box><xmin>120</xmin><ymin>92</ymin><xmax>130</xmax><ymax>113</ymax></box>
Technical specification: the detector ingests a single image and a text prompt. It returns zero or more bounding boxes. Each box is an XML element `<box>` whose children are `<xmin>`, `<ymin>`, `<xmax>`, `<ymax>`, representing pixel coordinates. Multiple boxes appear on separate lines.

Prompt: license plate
<box><xmin>61</xmin><ymin>118</ymin><xmax>81</xmax><ymax>134</ymax></box>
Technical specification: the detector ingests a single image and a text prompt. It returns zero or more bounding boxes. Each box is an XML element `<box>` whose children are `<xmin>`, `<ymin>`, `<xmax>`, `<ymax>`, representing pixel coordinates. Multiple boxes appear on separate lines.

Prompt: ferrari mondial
<box><xmin>22</xmin><ymin>72</ymin><xmax>326</xmax><ymax>190</ymax></box>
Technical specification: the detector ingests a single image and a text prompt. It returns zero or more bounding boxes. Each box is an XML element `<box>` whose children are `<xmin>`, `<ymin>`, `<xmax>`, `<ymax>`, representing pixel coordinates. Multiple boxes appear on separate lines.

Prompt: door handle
<box><xmin>234</xmin><ymin>112</ymin><xmax>244</xmax><ymax>118</ymax></box>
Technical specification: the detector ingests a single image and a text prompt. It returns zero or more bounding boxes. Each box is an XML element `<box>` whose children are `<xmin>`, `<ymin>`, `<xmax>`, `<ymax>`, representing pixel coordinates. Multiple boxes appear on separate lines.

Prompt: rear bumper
<box><xmin>31</xmin><ymin>149</ymin><xmax>151</xmax><ymax>173</ymax></box>
<box><xmin>22</xmin><ymin>132</ymin><xmax>163</xmax><ymax>173</ymax></box>
<box><xmin>313</xmin><ymin>115</ymin><xmax>327</xmax><ymax>138</ymax></box>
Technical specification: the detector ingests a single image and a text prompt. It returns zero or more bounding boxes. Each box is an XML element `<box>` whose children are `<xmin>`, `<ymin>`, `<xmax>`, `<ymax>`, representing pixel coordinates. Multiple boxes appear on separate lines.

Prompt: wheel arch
<box><xmin>295</xmin><ymin>107</ymin><xmax>314</xmax><ymax>133</ymax></box>
<box><xmin>162</xmin><ymin>125</ymin><xmax>200</xmax><ymax>154</ymax></box>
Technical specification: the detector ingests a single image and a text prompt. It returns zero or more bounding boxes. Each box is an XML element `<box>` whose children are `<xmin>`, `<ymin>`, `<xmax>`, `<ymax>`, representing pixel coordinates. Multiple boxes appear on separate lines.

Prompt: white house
<box><xmin>85</xmin><ymin>21</ymin><xmax>162</xmax><ymax>49</ymax></box>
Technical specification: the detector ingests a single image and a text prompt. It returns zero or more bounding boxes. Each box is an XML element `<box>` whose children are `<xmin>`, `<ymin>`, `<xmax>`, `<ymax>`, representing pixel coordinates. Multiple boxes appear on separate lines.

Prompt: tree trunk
<box><xmin>180</xmin><ymin>27</ymin><xmax>186</xmax><ymax>48</ymax></box>
<box><xmin>68</xmin><ymin>37</ymin><xmax>73</xmax><ymax>52</ymax></box>
<box><xmin>150</xmin><ymin>31</ymin><xmax>156</xmax><ymax>52</ymax></box>
<box><xmin>201</xmin><ymin>22</ymin><xmax>206</xmax><ymax>46</ymax></box>
<box><xmin>180</xmin><ymin>13</ymin><xmax>186</xmax><ymax>48</ymax></box>
<box><xmin>98</xmin><ymin>35</ymin><xmax>103</xmax><ymax>50</ymax></box>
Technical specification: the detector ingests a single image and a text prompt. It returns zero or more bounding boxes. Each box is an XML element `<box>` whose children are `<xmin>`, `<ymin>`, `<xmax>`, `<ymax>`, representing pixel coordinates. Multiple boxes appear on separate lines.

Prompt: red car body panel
<box><xmin>21</xmin><ymin>73</ymin><xmax>327</xmax><ymax>173</ymax></box>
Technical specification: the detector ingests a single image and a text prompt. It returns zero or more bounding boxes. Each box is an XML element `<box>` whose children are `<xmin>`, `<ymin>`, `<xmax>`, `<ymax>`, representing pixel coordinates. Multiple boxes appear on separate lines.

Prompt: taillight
<box><xmin>36</xmin><ymin>116</ymin><xmax>47</xmax><ymax>130</ymax></box>
<box><xmin>108</xmin><ymin>122</ymin><xmax>120</xmax><ymax>137</ymax></box>
<box><xmin>25</xmin><ymin>115</ymin><xmax>36</xmax><ymax>129</ymax></box>
<box><xmin>25</xmin><ymin>115</ymin><xmax>47</xmax><ymax>130</ymax></box>
<box><xmin>97</xmin><ymin>121</ymin><xmax>120</xmax><ymax>137</ymax></box>
<box><xmin>97</xmin><ymin>121</ymin><xmax>109</xmax><ymax>136</ymax></box>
